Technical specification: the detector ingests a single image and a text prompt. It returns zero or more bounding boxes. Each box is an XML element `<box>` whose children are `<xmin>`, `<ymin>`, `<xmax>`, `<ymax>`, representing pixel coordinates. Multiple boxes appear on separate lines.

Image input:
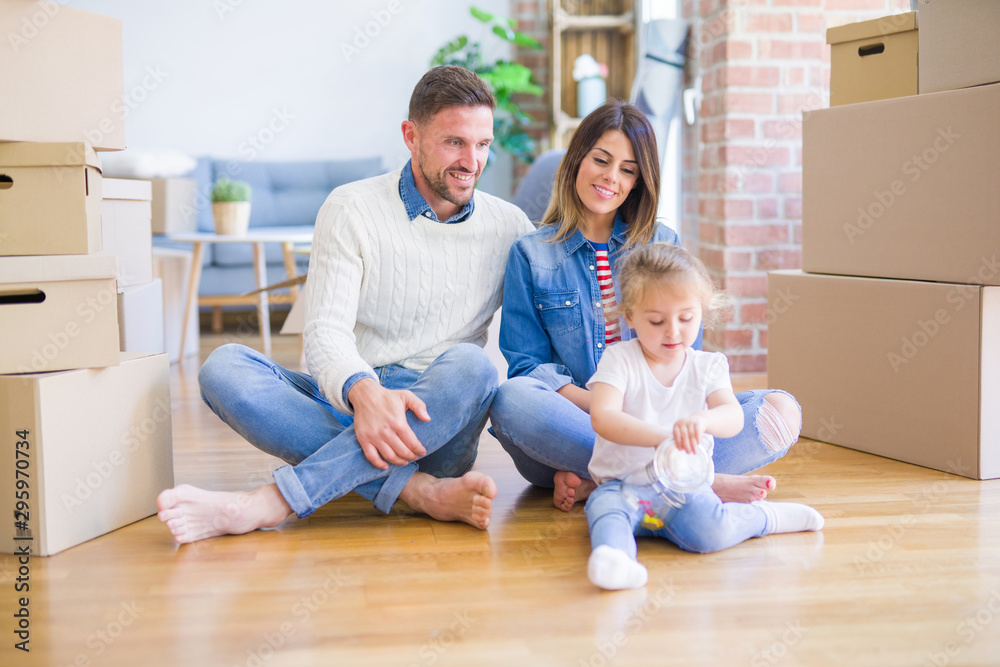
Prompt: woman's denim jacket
<box><xmin>499</xmin><ymin>213</ymin><xmax>684</xmax><ymax>390</ymax></box>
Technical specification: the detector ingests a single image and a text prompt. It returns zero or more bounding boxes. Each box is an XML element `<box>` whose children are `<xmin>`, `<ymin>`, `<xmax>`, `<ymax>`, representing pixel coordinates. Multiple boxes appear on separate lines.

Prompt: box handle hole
<box><xmin>0</xmin><ymin>289</ymin><xmax>46</xmax><ymax>305</ymax></box>
<box><xmin>858</xmin><ymin>43</ymin><xmax>885</xmax><ymax>57</ymax></box>
<box><xmin>0</xmin><ymin>174</ymin><xmax>12</xmax><ymax>191</ymax></box>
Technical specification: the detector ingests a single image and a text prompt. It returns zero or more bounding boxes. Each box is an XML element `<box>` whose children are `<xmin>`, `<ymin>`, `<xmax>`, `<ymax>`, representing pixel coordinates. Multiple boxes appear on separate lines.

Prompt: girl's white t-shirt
<box><xmin>586</xmin><ymin>340</ymin><xmax>733</xmax><ymax>485</ymax></box>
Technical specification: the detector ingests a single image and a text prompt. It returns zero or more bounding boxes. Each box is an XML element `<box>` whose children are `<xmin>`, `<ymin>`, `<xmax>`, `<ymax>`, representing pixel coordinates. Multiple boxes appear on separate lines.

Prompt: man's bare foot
<box><xmin>553</xmin><ymin>471</ymin><xmax>597</xmax><ymax>512</ymax></box>
<box><xmin>398</xmin><ymin>471</ymin><xmax>497</xmax><ymax>529</ymax></box>
<box><xmin>713</xmin><ymin>474</ymin><xmax>776</xmax><ymax>503</ymax></box>
<box><xmin>156</xmin><ymin>483</ymin><xmax>293</xmax><ymax>544</ymax></box>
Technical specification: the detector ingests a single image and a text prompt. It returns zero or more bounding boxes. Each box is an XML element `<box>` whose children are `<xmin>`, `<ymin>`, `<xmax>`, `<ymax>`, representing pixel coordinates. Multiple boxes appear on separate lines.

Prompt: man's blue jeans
<box><xmin>585</xmin><ymin>481</ymin><xmax>769</xmax><ymax>556</ymax></box>
<box><xmin>489</xmin><ymin>377</ymin><xmax>797</xmax><ymax>484</ymax></box>
<box><xmin>198</xmin><ymin>343</ymin><xmax>497</xmax><ymax>518</ymax></box>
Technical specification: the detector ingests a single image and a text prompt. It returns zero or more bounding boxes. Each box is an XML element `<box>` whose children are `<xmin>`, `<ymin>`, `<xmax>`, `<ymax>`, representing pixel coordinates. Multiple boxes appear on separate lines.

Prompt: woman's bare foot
<box><xmin>398</xmin><ymin>471</ymin><xmax>497</xmax><ymax>529</ymax></box>
<box><xmin>156</xmin><ymin>483</ymin><xmax>293</xmax><ymax>544</ymax></box>
<box><xmin>713</xmin><ymin>474</ymin><xmax>776</xmax><ymax>503</ymax></box>
<box><xmin>553</xmin><ymin>471</ymin><xmax>597</xmax><ymax>512</ymax></box>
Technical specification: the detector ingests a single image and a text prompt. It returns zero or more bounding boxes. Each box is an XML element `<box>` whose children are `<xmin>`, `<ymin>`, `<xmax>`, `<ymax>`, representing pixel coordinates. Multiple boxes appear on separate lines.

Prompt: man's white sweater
<box><xmin>304</xmin><ymin>169</ymin><xmax>532</xmax><ymax>414</ymax></box>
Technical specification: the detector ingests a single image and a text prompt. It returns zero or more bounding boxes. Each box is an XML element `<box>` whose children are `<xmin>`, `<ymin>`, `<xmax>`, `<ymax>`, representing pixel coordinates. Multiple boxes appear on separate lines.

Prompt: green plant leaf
<box><xmin>492</xmin><ymin>25</ymin><xmax>515</xmax><ymax>42</ymax></box>
<box><xmin>430</xmin><ymin>35</ymin><xmax>469</xmax><ymax>66</ymax></box>
<box><xmin>481</xmin><ymin>62</ymin><xmax>543</xmax><ymax>96</ymax></box>
<box><xmin>511</xmin><ymin>32</ymin><xmax>543</xmax><ymax>50</ymax></box>
<box><xmin>470</xmin><ymin>6</ymin><xmax>494</xmax><ymax>23</ymax></box>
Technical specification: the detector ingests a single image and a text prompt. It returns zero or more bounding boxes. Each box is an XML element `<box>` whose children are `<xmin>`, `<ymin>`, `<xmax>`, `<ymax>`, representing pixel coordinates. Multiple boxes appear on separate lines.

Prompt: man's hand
<box><xmin>348</xmin><ymin>378</ymin><xmax>431</xmax><ymax>469</ymax></box>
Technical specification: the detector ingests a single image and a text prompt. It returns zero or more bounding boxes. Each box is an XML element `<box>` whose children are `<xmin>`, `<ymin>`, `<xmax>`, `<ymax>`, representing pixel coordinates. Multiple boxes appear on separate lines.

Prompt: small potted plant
<box><xmin>210</xmin><ymin>178</ymin><xmax>252</xmax><ymax>235</ymax></box>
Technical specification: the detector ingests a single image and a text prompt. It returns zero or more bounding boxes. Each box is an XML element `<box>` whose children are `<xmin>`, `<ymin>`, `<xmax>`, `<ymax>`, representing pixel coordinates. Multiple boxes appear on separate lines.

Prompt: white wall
<box><xmin>71</xmin><ymin>0</ymin><xmax>514</xmax><ymax>197</ymax></box>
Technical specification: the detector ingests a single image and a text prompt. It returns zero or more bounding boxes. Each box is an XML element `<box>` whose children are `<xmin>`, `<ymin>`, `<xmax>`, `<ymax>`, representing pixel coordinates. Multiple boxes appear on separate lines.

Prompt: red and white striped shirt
<box><xmin>590</xmin><ymin>242</ymin><xmax>620</xmax><ymax>344</ymax></box>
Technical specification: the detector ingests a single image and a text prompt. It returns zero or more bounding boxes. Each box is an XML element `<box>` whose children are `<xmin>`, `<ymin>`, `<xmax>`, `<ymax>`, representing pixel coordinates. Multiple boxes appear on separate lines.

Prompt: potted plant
<box><xmin>210</xmin><ymin>178</ymin><xmax>252</xmax><ymax>235</ymax></box>
<box><xmin>431</xmin><ymin>6</ymin><xmax>544</xmax><ymax>164</ymax></box>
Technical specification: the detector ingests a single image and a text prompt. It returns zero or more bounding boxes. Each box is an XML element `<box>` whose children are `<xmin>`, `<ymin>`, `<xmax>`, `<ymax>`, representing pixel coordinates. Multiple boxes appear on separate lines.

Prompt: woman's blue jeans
<box><xmin>488</xmin><ymin>376</ymin><xmax>797</xmax><ymax>485</ymax></box>
<box><xmin>585</xmin><ymin>481</ymin><xmax>769</xmax><ymax>555</ymax></box>
<box><xmin>198</xmin><ymin>343</ymin><xmax>497</xmax><ymax>518</ymax></box>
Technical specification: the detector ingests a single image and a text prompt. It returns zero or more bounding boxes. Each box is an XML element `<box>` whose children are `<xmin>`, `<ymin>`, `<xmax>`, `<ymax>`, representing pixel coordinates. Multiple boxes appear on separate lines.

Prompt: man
<box><xmin>157</xmin><ymin>66</ymin><xmax>533</xmax><ymax>543</ymax></box>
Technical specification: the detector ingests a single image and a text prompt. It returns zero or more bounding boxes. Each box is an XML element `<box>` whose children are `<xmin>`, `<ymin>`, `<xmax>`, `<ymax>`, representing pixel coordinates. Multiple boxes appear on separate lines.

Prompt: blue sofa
<box><xmin>153</xmin><ymin>155</ymin><xmax>386</xmax><ymax>302</ymax></box>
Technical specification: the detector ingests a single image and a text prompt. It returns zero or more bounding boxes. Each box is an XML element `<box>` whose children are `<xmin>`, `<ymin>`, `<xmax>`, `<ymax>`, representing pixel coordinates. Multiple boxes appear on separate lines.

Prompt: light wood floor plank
<box><xmin>2</xmin><ymin>331</ymin><xmax>999</xmax><ymax>666</ymax></box>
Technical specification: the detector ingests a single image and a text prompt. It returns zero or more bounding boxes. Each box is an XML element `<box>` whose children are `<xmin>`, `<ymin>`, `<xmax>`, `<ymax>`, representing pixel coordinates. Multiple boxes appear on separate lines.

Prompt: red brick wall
<box><xmin>680</xmin><ymin>0</ymin><xmax>910</xmax><ymax>371</ymax></box>
<box><xmin>511</xmin><ymin>0</ymin><xmax>553</xmax><ymax>185</ymax></box>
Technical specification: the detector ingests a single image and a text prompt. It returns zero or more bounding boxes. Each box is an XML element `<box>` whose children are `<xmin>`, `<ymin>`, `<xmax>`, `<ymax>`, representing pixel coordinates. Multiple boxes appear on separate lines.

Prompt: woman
<box><xmin>489</xmin><ymin>100</ymin><xmax>802</xmax><ymax>511</ymax></box>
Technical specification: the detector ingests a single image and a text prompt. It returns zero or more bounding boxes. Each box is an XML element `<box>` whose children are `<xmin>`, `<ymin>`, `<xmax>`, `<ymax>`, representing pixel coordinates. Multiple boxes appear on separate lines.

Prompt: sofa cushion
<box><xmin>194</xmin><ymin>155</ymin><xmax>385</xmax><ymax>233</ymax></box>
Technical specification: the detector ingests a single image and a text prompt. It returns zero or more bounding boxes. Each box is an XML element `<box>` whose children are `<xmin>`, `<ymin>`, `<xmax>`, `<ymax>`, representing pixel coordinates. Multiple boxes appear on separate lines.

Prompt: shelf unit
<box><xmin>550</xmin><ymin>0</ymin><xmax>641</xmax><ymax>148</ymax></box>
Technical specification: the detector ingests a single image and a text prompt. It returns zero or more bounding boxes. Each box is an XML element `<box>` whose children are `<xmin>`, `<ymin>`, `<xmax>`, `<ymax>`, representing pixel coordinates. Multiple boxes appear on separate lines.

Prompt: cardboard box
<box><xmin>151</xmin><ymin>247</ymin><xmax>198</xmax><ymax>363</ymax></box>
<box><xmin>0</xmin><ymin>4</ymin><xmax>125</xmax><ymax>150</ymax></box>
<box><xmin>101</xmin><ymin>178</ymin><xmax>153</xmax><ymax>289</ymax></box>
<box><xmin>0</xmin><ymin>142</ymin><xmax>103</xmax><ymax>256</ymax></box>
<box><xmin>768</xmin><ymin>270</ymin><xmax>1000</xmax><ymax>480</ymax></box>
<box><xmin>827</xmin><ymin>12</ymin><xmax>917</xmax><ymax>107</ymax></box>
<box><xmin>803</xmin><ymin>82</ymin><xmax>1000</xmax><ymax>285</ymax></box>
<box><xmin>919</xmin><ymin>0</ymin><xmax>1000</xmax><ymax>94</ymax></box>
<box><xmin>0</xmin><ymin>254</ymin><xmax>120</xmax><ymax>374</ymax></box>
<box><xmin>118</xmin><ymin>278</ymin><xmax>165</xmax><ymax>354</ymax></box>
<box><xmin>149</xmin><ymin>177</ymin><xmax>198</xmax><ymax>235</ymax></box>
<box><xmin>0</xmin><ymin>352</ymin><xmax>173</xmax><ymax>556</ymax></box>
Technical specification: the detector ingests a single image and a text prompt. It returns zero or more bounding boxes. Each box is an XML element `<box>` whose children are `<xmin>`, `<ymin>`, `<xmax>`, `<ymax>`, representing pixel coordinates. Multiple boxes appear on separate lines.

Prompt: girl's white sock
<box><xmin>587</xmin><ymin>545</ymin><xmax>648</xmax><ymax>590</ymax></box>
<box><xmin>754</xmin><ymin>500</ymin><xmax>825</xmax><ymax>535</ymax></box>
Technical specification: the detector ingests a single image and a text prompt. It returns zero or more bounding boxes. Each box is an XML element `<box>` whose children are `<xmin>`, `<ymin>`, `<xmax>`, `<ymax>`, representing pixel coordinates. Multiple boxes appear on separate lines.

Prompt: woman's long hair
<box><xmin>540</xmin><ymin>100</ymin><xmax>660</xmax><ymax>250</ymax></box>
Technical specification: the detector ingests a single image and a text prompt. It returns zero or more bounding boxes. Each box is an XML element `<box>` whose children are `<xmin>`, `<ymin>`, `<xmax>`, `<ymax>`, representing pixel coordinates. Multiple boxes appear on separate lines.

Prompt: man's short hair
<box><xmin>408</xmin><ymin>66</ymin><xmax>496</xmax><ymax>126</ymax></box>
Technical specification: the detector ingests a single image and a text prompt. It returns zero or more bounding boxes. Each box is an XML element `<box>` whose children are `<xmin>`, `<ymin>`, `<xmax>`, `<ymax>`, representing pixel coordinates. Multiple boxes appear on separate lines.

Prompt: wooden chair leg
<box><xmin>211</xmin><ymin>306</ymin><xmax>223</xmax><ymax>334</ymax></box>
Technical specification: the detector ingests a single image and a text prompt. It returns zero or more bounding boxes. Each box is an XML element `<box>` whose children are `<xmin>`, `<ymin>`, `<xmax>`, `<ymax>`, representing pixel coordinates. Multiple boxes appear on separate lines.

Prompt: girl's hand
<box><xmin>672</xmin><ymin>415</ymin><xmax>707</xmax><ymax>453</ymax></box>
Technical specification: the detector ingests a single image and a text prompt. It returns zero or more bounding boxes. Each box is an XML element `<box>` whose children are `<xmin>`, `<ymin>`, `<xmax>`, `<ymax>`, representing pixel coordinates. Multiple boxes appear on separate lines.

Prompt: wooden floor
<box><xmin>4</xmin><ymin>329</ymin><xmax>1000</xmax><ymax>667</ymax></box>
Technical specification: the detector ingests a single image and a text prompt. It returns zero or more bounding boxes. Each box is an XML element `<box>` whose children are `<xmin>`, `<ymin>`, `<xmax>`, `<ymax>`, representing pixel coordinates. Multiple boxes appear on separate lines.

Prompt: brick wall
<box><xmin>511</xmin><ymin>0</ymin><xmax>552</xmax><ymax>185</ymax></box>
<box><xmin>680</xmin><ymin>0</ymin><xmax>910</xmax><ymax>371</ymax></box>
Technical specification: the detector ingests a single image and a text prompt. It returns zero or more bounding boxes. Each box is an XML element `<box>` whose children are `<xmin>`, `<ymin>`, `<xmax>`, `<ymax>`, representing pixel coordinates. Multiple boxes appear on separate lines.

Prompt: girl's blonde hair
<box><xmin>540</xmin><ymin>100</ymin><xmax>660</xmax><ymax>251</ymax></box>
<box><xmin>618</xmin><ymin>243</ymin><xmax>728</xmax><ymax>329</ymax></box>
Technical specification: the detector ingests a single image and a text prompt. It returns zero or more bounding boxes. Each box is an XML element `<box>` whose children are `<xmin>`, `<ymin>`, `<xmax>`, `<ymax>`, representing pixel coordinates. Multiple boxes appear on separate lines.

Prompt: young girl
<box><xmin>490</xmin><ymin>100</ymin><xmax>802</xmax><ymax>512</ymax></box>
<box><xmin>585</xmin><ymin>243</ymin><xmax>824</xmax><ymax>590</ymax></box>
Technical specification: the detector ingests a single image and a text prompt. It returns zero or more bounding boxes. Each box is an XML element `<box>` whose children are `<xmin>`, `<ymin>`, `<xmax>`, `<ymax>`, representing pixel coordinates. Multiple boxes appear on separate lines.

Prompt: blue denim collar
<box><xmin>561</xmin><ymin>211</ymin><xmax>630</xmax><ymax>256</ymax></box>
<box><xmin>398</xmin><ymin>159</ymin><xmax>475</xmax><ymax>224</ymax></box>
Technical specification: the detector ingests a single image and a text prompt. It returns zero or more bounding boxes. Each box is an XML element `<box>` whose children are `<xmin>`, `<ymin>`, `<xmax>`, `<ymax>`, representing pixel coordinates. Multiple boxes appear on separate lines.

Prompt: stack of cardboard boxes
<box><xmin>769</xmin><ymin>1</ymin><xmax>1000</xmax><ymax>480</ymax></box>
<box><xmin>0</xmin><ymin>4</ymin><xmax>173</xmax><ymax>555</ymax></box>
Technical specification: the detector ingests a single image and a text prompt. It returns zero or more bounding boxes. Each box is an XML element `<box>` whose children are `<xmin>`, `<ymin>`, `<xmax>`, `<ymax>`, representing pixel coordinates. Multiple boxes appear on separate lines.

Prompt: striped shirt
<box><xmin>589</xmin><ymin>241</ymin><xmax>621</xmax><ymax>344</ymax></box>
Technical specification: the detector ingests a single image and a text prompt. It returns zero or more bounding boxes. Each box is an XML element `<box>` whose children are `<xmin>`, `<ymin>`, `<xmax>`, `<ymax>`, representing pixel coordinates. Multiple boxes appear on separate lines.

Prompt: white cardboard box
<box><xmin>768</xmin><ymin>270</ymin><xmax>1000</xmax><ymax>480</ymax></box>
<box><xmin>919</xmin><ymin>0</ymin><xmax>1000</xmax><ymax>94</ymax></box>
<box><xmin>803</xmin><ymin>82</ymin><xmax>1000</xmax><ymax>285</ymax></box>
<box><xmin>0</xmin><ymin>351</ymin><xmax>174</xmax><ymax>556</ymax></box>
<box><xmin>0</xmin><ymin>4</ymin><xmax>126</xmax><ymax>150</ymax></box>
<box><xmin>151</xmin><ymin>247</ymin><xmax>198</xmax><ymax>363</ymax></box>
<box><xmin>149</xmin><ymin>177</ymin><xmax>198</xmax><ymax>235</ymax></box>
<box><xmin>0</xmin><ymin>254</ymin><xmax>120</xmax><ymax>374</ymax></box>
<box><xmin>101</xmin><ymin>177</ymin><xmax>153</xmax><ymax>289</ymax></box>
<box><xmin>0</xmin><ymin>142</ymin><xmax>104</xmax><ymax>255</ymax></box>
<box><xmin>118</xmin><ymin>278</ymin><xmax>165</xmax><ymax>354</ymax></box>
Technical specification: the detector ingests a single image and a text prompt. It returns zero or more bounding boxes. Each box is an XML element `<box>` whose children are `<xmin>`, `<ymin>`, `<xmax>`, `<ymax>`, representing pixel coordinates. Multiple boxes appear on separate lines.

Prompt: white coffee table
<box><xmin>167</xmin><ymin>228</ymin><xmax>314</xmax><ymax>358</ymax></box>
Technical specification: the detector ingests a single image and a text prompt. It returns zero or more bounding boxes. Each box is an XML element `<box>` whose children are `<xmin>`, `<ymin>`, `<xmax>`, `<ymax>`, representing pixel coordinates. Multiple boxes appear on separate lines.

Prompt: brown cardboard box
<box><xmin>0</xmin><ymin>254</ymin><xmax>120</xmax><ymax>374</ymax></box>
<box><xmin>151</xmin><ymin>247</ymin><xmax>199</xmax><ymax>363</ymax></box>
<box><xmin>827</xmin><ymin>12</ymin><xmax>917</xmax><ymax>107</ymax></box>
<box><xmin>0</xmin><ymin>142</ymin><xmax>103</xmax><ymax>256</ymax></box>
<box><xmin>0</xmin><ymin>4</ymin><xmax>125</xmax><ymax>150</ymax></box>
<box><xmin>149</xmin><ymin>177</ymin><xmax>198</xmax><ymax>235</ymax></box>
<box><xmin>101</xmin><ymin>177</ymin><xmax>153</xmax><ymax>289</ymax></box>
<box><xmin>768</xmin><ymin>270</ymin><xmax>1000</xmax><ymax>480</ymax></box>
<box><xmin>118</xmin><ymin>278</ymin><xmax>165</xmax><ymax>354</ymax></box>
<box><xmin>803</xmin><ymin>82</ymin><xmax>1000</xmax><ymax>285</ymax></box>
<box><xmin>919</xmin><ymin>0</ymin><xmax>1000</xmax><ymax>94</ymax></box>
<box><xmin>0</xmin><ymin>352</ymin><xmax>173</xmax><ymax>556</ymax></box>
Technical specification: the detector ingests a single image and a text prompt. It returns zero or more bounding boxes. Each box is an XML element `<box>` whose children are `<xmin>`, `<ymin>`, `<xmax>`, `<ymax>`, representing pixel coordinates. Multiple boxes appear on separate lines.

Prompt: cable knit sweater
<box><xmin>304</xmin><ymin>168</ymin><xmax>533</xmax><ymax>415</ymax></box>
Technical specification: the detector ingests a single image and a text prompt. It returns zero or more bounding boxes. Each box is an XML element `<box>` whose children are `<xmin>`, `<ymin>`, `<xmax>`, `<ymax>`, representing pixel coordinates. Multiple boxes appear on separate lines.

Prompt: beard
<box><xmin>416</xmin><ymin>149</ymin><xmax>479</xmax><ymax>208</ymax></box>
